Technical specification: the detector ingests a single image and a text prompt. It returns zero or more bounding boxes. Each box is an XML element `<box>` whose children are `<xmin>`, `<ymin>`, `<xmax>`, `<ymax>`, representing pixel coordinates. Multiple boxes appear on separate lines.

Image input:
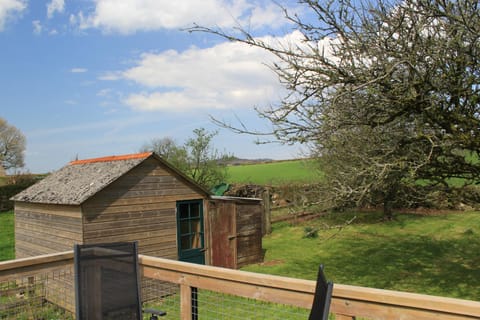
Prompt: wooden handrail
<box><xmin>139</xmin><ymin>254</ymin><xmax>480</xmax><ymax>320</ymax></box>
<box><xmin>0</xmin><ymin>251</ymin><xmax>73</xmax><ymax>281</ymax></box>
<box><xmin>1</xmin><ymin>252</ymin><xmax>480</xmax><ymax>319</ymax></box>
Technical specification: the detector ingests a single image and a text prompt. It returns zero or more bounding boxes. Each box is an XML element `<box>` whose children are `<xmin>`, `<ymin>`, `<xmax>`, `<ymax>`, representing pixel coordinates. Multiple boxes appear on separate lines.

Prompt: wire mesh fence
<box><xmin>0</xmin><ymin>268</ymin><xmax>75</xmax><ymax>320</ymax></box>
<box><xmin>194</xmin><ymin>289</ymin><xmax>310</xmax><ymax>319</ymax></box>
<box><xmin>141</xmin><ymin>286</ymin><xmax>310</xmax><ymax>319</ymax></box>
<box><xmin>3</xmin><ymin>251</ymin><xmax>479</xmax><ymax>320</ymax></box>
<box><xmin>1</xmin><ymin>265</ymin><xmax>311</xmax><ymax>320</ymax></box>
<box><xmin>141</xmin><ymin>278</ymin><xmax>181</xmax><ymax>318</ymax></box>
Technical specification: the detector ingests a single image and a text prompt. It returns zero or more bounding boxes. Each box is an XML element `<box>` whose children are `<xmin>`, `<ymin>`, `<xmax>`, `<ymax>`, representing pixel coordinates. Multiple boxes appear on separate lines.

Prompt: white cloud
<box><xmin>0</xmin><ymin>0</ymin><xmax>26</xmax><ymax>31</ymax></box>
<box><xmin>71</xmin><ymin>68</ymin><xmax>87</xmax><ymax>73</ymax></box>
<box><xmin>122</xmin><ymin>43</ymin><xmax>280</xmax><ymax>111</ymax></box>
<box><xmin>47</xmin><ymin>0</ymin><xmax>65</xmax><ymax>19</ymax></box>
<box><xmin>98</xmin><ymin>71</ymin><xmax>122</xmax><ymax>81</ymax></box>
<box><xmin>72</xmin><ymin>0</ymin><xmax>287</xmax><ymax>34</ymax></box>
<box><xmin>247</xmin><ymin>3</ymin><xmax>288</xmax><ymax>29</ymax></box>
<box><xmin>32</xmin><ymin>20</ymin><xmax>42</xmax><ymax>34</ymax></box>
<box><xmin>116</xmin><ymin>31</ymin><xmax>309</xmax><ymax>112</ymax></box>
<box><xmin>97</xmin><ymin>88</ymin><xmax>112</xmax><ymax>97</ymax></box>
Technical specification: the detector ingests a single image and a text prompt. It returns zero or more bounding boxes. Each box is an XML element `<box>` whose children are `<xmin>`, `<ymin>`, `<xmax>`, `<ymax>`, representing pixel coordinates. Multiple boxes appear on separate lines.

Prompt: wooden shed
<box><xmin>12</xmin><ymin>152</ymin><xmax>264</xmax><ymax>269</ymax></box>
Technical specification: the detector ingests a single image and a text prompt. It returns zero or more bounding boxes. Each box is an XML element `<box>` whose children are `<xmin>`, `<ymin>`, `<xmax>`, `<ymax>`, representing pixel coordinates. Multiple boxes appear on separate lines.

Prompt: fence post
<box><xmin>180</xmin><ymin>284</ymin><xmax>192</xmax><ymax>320</ymax></box>
<box><xmin>262</xmin><ymin>189</ymin><xmax>272</xmax><ymax>235</ymax></box>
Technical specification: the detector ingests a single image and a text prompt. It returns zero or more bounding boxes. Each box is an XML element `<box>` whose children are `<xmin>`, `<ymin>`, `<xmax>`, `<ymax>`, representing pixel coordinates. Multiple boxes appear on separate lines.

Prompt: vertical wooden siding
<box><xmin>207</xmin><ymin>200</ymin><xmax>237</xmax><ymax>268</ymax></box>
<box><xmin>81</xmin><ymin>158</ymin><xmax>205</xmax><ymax>259</ymax></box>
<box><xmin>236</xmin><ymin>202</ymin><xmax>264</xmax><ymax>268</ymax></box>
<box><xmin>14</xmin><ymin>202</ymin><xmax>83</xmax><ymax>258</ymax></box>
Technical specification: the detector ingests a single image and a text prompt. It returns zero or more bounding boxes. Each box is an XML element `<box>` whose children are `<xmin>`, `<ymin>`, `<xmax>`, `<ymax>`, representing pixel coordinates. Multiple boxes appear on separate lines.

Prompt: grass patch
<box><xmin>243</xmin><ymin>211</ymin><xmax>480</xmax><ymax>301</ymax></box>
<box><xmin>227</xmin><ymin>159</ymin><xmax>322</xmax><ymax>185</ymax></box>
<box><xmin>0</xmin><ymin>177</ymin><xmax>7</xmax><ymax>187</ymax></box>
<box><xmin>143</xmin><ymin>290</ymin><xmax>310</xmax><ymax>319</ymax></box>
<box><xmin>2</xmin><ymin>206</ymin><xmax>479</xmax><ymax>309</ymax></box>
<box><xmin>0</xmin><ymin>210</ymin><xmax>14</xmax><ymax>261</ymax></box>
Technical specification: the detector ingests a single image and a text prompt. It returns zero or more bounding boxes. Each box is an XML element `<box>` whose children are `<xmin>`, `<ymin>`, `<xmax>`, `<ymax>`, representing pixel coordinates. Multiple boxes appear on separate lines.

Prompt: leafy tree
<box><xmin>140</xmin><ymin>137</ymin><xmax>189</xmax><ymax>173</ymax></box>
<box><xmin>193</xmin><ymin>0</ymin><xmax>480</xmax><ymax>216</ymax></box>
<box><xmin>0</xmin><ymin>118</ymin><xmax>26</xmax><ymax>172</ymax></box>
<box><xmin>184</xmin><ymin>128</ymin><xmax>231</xmax><ymax>189</ymax></box>
<box><xmin>141</xmin><ymin>128</ymin><xmax>230</xmax><ymax>189</ymax></box>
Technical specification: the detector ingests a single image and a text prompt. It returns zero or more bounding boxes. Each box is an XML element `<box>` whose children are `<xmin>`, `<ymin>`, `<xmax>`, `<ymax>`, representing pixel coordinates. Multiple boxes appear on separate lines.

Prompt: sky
<box><xmin>0</xmin><ymin>0</ymin><xmax>308</xmax><ymax>173</ymax></box>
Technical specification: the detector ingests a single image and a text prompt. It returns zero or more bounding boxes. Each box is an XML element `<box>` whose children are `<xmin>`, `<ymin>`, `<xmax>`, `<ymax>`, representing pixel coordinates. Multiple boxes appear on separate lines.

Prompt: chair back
<box><xmin>308</xmin><ymin>264</ymin><xmax>334</xmax><ymax>320</ymax></box>
<box><xmin>74</xmin><ymin>242</ymin><xmax>142</xmax><ymax>320</ymax></box>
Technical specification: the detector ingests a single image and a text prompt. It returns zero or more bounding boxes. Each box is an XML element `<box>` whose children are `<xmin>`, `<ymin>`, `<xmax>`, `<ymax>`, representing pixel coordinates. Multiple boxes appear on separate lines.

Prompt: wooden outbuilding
<box><xmin>12</xmin><ymin>152</ymin><xmax>264</xmax><ymax>269</ymax></box>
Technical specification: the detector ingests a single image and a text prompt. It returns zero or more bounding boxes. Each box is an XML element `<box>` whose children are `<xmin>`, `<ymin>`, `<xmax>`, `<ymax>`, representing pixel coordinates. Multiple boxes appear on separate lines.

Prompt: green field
<box><xmin>2</xmin><ymin>208</ymin><xmax>479</xmax><ymax>301</ymax></box>
<box><xmin>243</xmin><ymin>210</ymin><xmax>480</xmax><ymax>301</ymax></box>
<box><xmin>0</xmin><ymin>211</ymin><xmax>14</xmax><ymax>261</ymax></box>
<box><xmin>226</xmin><ymin>159</ymin><xmax>322</xmax><ymax>185</ymax></box>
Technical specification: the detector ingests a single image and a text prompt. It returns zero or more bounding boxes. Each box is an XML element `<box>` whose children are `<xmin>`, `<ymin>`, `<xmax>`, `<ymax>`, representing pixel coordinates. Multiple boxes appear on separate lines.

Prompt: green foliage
<box><xmin>0</xmin><ymin>211</ymin><xmax>14</xmax><ymax>261</ymax></box>
<box><xmin>0</xmin><ymin>117</ymin><xmax>26</xmax><ymax>171</ymax></box>
<box><xmin>141</xmin><ymin>128</ymin><xmax>231</xmax><ymax>189</ymax></box>
<box><xmin>243</xmin><ymin>211</ymin><xmax>480</xmax><ymax>301</ymax></box>
<box><xmin>140</xmin><ymin>137</ymin><xmax>189</xmax><ymax>173</ymax></box>
<box><xmin>200</xmin><ymin>0</ymin><xmax>480</xmax><ymax>218</ymax></box>
<box><xmin>0</xmin><ymin>174</ymin><xmax>41</xmax><ymax>211</ymax></box>
<box><xmin>12</xmin><ymin>305</ymin><xmax>74</xmax><ymax>320</ymax></box>
<box><xmin>227</xmin><ymin>159</ymin><xmax>321</xmax><ymax>185</ymax></box>
<box><xmin>184</xmin><ymin>128</ymin><xmax>230</xmax><ymax>189</ymax></box>
<box><xmin>303</xmin><ymin>226</ymin><xmax>318</xmax><ymax>238</ymax></box>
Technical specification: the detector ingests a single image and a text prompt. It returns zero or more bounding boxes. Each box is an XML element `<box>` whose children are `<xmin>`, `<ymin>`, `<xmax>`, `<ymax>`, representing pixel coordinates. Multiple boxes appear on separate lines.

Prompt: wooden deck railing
<box><xmin>1</xmin><ymin>251</ymin><xmax>480</xmax><ymax>319</ymax></box>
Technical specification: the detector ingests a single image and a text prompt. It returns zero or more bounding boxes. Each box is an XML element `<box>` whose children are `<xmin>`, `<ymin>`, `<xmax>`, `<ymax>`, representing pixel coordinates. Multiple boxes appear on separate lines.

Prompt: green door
<box><xmin>177</xmin><ymin>200</ymin><xmax>205</xmax><ymax>264</ymax></box>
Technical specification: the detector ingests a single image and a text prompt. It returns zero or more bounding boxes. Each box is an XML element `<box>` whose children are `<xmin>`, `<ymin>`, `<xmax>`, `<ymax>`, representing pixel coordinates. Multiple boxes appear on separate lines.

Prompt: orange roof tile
<box><xmin>69</xmin><ymin>152</ymin><xmax>153</xmax><ymax>165</ymax></box>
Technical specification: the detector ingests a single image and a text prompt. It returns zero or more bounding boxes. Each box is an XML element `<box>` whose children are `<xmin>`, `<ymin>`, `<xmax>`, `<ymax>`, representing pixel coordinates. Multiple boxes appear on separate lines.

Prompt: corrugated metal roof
<box><xmin>11</xmin><ymin>153</ymin><xmax>151</xmax><ymax>205</ymax></box>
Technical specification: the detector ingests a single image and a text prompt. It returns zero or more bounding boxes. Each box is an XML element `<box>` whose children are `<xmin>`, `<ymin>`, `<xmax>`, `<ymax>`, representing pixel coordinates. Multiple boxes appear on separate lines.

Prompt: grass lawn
<box><xmin>243</xmin><ymin>211</ymin><xmax>480</xmax><ymax>301</ymax></box>
<box><xmin>2</xmin><ymin>208</ymin><xmax>479</xmax><ymax>303</ymax></box>
<box><xmin>0</xmin><ymin>210</ymin><xmax>14</xmax><ymax>261</ymax></box>
<box><xmin>227</xmin><ymin>159</ymin><xmax>322</xmax><ymax>185</ymax></box>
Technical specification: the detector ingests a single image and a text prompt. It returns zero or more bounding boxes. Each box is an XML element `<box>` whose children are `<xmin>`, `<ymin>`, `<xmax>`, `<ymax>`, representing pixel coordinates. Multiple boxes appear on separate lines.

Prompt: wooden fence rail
<box><xmin>139</xmin><ymin>255</ymin><xmax>480</xmax><ymax>320</ymax></box>
<box><xmin>1</xmin><ymin>251</ymin><xmax>480</xmax><ymax>319</ymax></box>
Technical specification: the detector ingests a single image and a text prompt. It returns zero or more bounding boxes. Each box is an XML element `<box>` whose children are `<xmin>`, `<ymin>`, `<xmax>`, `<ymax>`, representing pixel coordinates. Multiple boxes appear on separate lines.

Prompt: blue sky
<box><xmin>0</xmin><ymin>0</ymin><xmax>306</xmax><ymax>173</ymax></box>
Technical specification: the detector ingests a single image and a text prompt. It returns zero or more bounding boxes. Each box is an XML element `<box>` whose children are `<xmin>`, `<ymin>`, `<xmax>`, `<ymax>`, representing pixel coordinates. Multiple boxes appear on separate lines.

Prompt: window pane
<box><xmin>190</xmin><ymin>204</ymin><xmax>200</xmax><ymax>218</ymax></box>
<box><xmin>191</xmin><ymin>220</ymin><xmax>201</xmax><ymax>248</ymax></box>
<box><xmin>180</xmin><ymin>221</ymin><xmax>190</xmax><ymax>234</ymax></box>
<box><xmin>191</xmin><ymin>232</ymin><xmax>201</xmax><ymax>249</ymax></box>
<box><xmin>181</xmin><ymin>235</ymin><xmax>191</xmax><ymax>250</ymax></box>
<box><xmin>179</xmin><ymin>203</ymin><xmax>189</xmax><ymax>219</ymax></box>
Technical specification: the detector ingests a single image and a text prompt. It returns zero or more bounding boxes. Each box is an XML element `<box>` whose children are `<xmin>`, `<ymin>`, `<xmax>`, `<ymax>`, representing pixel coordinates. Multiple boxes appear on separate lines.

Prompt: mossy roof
<box><xmin>12</xmin><ymin>152</ymin><xmax>210</xmax><ymax>205</ymax></box>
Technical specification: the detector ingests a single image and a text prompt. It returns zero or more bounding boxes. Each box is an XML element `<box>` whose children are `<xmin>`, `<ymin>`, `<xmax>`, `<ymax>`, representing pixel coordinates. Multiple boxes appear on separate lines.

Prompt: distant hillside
<box><xmin>226</xmin><ymin>158</ymin><xmax>322</xmax><ymax>185</ymax></box>
<box><xmin>221</xmin><ymin>157</ymin><xmax>274</xmax><ymax>166</ymax></box>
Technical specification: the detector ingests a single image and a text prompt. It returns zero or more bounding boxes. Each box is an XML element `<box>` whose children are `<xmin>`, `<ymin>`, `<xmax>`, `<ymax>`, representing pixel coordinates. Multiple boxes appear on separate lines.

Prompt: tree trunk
<box><xmin>383</xmin><ymin>200</ymin><xmax>394</xmax><ymax>220</ymax></box>
<box><xmin>383</xmin><ymin>189</ymin><xmax>396</xmax><ymax>220</ymax></box>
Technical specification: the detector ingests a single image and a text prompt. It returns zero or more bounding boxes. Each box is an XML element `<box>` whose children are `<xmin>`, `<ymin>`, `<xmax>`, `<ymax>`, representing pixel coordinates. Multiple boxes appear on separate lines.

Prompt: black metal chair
<box><xmin>308</xmin><ymin>264</ymin><xmax>333</xmax><ymax>320</ymax></box>
<box><xmin>74</xmin><ymin>241</ymin><xmax>166</xmax><ymax>320</ymax></box>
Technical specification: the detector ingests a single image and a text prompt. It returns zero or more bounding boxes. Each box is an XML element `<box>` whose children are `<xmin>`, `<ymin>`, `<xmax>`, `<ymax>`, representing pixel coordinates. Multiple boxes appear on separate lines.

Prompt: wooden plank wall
<box><xmin>14</xmin><ymin>203</ymin><xmax>83</xmax><ymax>258</ymax></box>
<box><xmin>235</xmin><ymin>202</ymin><xmax>264</xmax><ymax>268</ymax></box>
<box><xmin>82</xmin><ymin>158</ymin><xmax>205</xmax><ymax>259</ymax></box>
<box><xmin>206</xmin><ymin>200</ymin><xmax>237</xmax><ymax>268</ymax></box>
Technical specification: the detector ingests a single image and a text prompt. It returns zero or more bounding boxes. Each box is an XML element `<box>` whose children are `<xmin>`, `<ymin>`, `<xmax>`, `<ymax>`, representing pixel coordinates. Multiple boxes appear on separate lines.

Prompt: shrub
<box><xmin>0</xmin><ymin>174</ymin><xmax>42</xmax><ymax>211</ymax></box>
<box><xmin>303</xmin><ymin>226</ymin><xmax>319</xmax><ymax>238</ymax></box>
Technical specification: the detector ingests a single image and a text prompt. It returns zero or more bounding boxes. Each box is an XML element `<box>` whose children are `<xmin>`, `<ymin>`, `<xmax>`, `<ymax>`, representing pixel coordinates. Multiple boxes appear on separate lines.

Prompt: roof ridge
<box><xmin>69</xmin><ymin>152</ymin><xmax>153</xmax><ymax>165</ymax></box>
